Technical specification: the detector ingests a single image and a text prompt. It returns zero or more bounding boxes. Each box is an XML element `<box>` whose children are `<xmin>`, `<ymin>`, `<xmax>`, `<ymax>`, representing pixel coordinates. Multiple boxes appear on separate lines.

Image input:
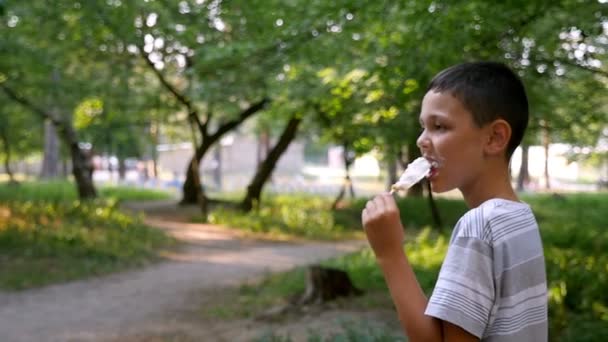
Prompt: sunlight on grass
<box><xmin>205</xmin><ymin>194</ymin><xmax>365</xmax><ymax>241</ymax></box>
<box><xmin>205</xmin><ymin>192</ymin><xmax>608</xmax><ymax>342</ymax></box>
<box><xmin>0</xmin><ymin>180</ymin><xmax>176</xmax><ymax>290</ymax></box>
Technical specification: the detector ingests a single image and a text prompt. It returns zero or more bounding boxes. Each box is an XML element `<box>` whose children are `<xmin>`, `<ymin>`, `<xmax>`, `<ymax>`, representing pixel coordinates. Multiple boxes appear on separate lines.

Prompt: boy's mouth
<box><xmin>425</xmin><ymin>159</ymin><xmax>440</xmax><ymax>178</ymax></box>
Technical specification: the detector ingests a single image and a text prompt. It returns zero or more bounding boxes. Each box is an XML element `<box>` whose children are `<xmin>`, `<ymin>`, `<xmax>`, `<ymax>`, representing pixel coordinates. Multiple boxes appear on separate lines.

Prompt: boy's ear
<box><xmin>484</xmin><ymin>119</ymin><xmax>511</xmax><ymax>156</ymax></box>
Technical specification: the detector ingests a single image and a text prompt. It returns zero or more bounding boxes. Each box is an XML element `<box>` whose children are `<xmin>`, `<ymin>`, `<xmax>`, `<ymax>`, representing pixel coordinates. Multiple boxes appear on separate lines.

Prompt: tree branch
<box><xmin>139</xmin><ymin>47</ymin><xmax>194</xmax><ymax>108</ymax></box>
<box><xmin>138</xmin><ymin>46</ymin><xmax>207</xmax><ymax>136</ymax></box>
<box><xmin>192</xmin><ymin>3</ymin><xmax>370</xmax><ymax>77</ymax></box>
<box><xmin>1</xmin><ymin>84</ymin><xmax>61</xmax><ymax>125</ymax></box>
<box><xmin>209</xmin><ymin>98</ymin><xmax>270</xmax><ymax>141</ymax></box>
<box><xmin>556</xmin><ymin>58</ymin><xmax>608</xmax><ymax>78</ymax></box>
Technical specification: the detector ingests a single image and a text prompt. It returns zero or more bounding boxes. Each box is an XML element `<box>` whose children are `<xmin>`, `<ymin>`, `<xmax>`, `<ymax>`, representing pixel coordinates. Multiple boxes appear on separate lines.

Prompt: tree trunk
<box><xmin>241</xmin><ymin>115</ymin><xmax>302</xmax><ymax>212</ymax></box>
<box><xmin>181</xmin><ymin>98</ymin><xmax>270</xmax><ymax>204</ymax></box>
<box><xmin>256</xmin><ymin>265</ymin><xmax>363</xmax><ymax>321</ymax></box>
<box><xmin>118</xmin><ymin>156</ymin><xmax>126</xmax><ymax>181</ymax></box>
<box><xmin>41</xmin><ymin>119</ymin><xmax>60</xmax><ymax>178</ymax></box>
<box><xmin>62</xmin><ymin>153</ymin><xmax>69</xmax><ymax>178</ymax></box>
<box><xmin>543</xmin><ymin>128</ymin><xmax>551</xmax><ymax>190</ymax></box>
<box><xmin>386</xmin><ymin>153</ymin><xmax>398</xmax><ymax>192</ymax></box>
<box><xmin>426</xmin><ymin>180</ymin><xmax>442</xmax><ymax>230</ymax></box>
<box><xmin>295</xmin><ymin>265</ymin><xmax>363</xmax><ymax>305</ymax></box>
<box><xmin>257</xmin><ymin>129</ymin><xmax>270</xmax><ymax>166</ymax></box>
<box><xmin>331</xmin><ymin>142</ymin><xmax>355</xmax><ymax>210</ymax></box>
<box><xmin>0</xmin><ymin>127</ymin><xmax>16</xmax><ymax>183</ymax></box>
<box><xmin>1</xmin><ymin>84</ymin><xmax>97</xmax><ymax>199</ymax></box>
<box><xmin>69</xmin><ymin>140</ymin><xmax>97</xmax><ymax>199</ymax></box>
<box><xmin>517</xmin><ymin>144</ymin><xmax>530</xmax><ymax>191</ymax></box>
<box><xmin>403</xmin><ymin>139</ymin><xmax>423</xmax><ymax>197</ymax></box>
<box><xmin>399</xmin><ymin>144</ymin><xmax>441</xmax><ymax>228</ymax></box>
<box><xmin>181</xmin><ymin>141</ymin><xmax>213</xmax><ymax>205</ymax></box>
<box><xmin>213</xmin><ymin>145</ymin><xmax>222</xmax><ymax>191</ymax></box>
<box><xmin>186</xmin><ymin>114</ymin><xmax>209</xmax><ymax>219</ymax></box>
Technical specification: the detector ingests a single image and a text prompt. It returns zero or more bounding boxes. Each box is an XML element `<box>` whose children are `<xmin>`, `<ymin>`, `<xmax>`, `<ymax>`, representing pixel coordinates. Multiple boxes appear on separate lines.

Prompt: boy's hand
<box><xmin>361</xmin><ymin>193</ymin><xmax>405</xmax><ymax>260</ymax></box>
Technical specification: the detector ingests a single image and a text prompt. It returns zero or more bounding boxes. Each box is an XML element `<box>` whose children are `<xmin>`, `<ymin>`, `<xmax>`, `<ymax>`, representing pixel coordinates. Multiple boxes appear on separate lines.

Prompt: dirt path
<box><xmin>0</xmin><ymin>201</ymin><xmax>367</xmax><ymax>342</ymax></box>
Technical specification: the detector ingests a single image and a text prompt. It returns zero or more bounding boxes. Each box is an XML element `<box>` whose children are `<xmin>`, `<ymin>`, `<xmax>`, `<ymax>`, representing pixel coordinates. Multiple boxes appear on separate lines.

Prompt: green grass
<box><xmin>204</xmin><ymin>192</ymin><xmax>608</xmax><ymax>342</ymax></box>
<box><xmin>205</xmin><ymin>194</ymin><xmax>366</xmax><ymax>241</ymax></box>
<box><xmin>255</xmin><ymin>320</ymin><xmax>406</xmax><ymax>342</ymax></box>
<box><xmin>202</xmin><ymin>269</ymin><xmax>308</xmax><ymax>320</ymax></box>
<box><xmin>0</xmin><ymin>179</ymin><xmax>173</xmax><ymax>203</ymax></box>
<box><xmin>0</xmin><ymin>180</ymin><xmax>176</xmax><ymax>290</ymax></box>
<box><xmin>524</xmin><ymin>193</ymin><xmax>608</xmax><ymax>341</ymax></box>
<box><xmin>203</xmin><ymin>193</ymin><xmax>468</xmax><ymax>241</ymax></box>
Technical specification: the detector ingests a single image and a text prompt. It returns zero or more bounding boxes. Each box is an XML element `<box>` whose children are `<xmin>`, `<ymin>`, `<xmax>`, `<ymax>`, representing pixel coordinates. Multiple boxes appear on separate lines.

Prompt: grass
<box><xmin>204</xmin><ymin>194</ymin><xmax>367</xmax><ymax>241</ymax></box>
<box><xmin>202</xmin><ymin>192</ymin><xmax>468</xmax><ymax>241</ymax></box>
<box><xmin>0</xmin><ymin>180</ymin><xmax>176</xmax><ymax>290</ymax></box>
<box><xmin>0</xmin><ymin>179</ymin><xmax>173</xmax><ymax>203</ymax></box>
<box><xmin>202</xmin><ymin>192</ymin><xmax>608</xmax><ymax>342</ymax></box>
<box><xmin>255</xmin><ymin>320</ymin><xmax>406</xmax><ymax>342</ymax></box>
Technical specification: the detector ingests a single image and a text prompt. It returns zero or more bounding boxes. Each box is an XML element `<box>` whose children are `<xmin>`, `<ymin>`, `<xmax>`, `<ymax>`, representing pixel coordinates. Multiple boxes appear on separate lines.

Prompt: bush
<box><xmin>233</xmin><ymin>193</ymin><xmax>608</xmax><ymax>341</ymax></box>
<box><xmin>526</xmin><ymin>194</ymin><xmax>608</xmax><ymax>341</ymax></box>
<box><xmin>0</xmin><ymin>180</ymin><xmax>173</xmax><ymax>203</ymax></box>
<box><xmin>0</xmin><ymin>181</ymin><xmax>175</xmax><ymax>290</ymax></box>
<box><xmin>207</xmin><ymin>194</ymin><xmax>363</xmax><ymax>240</ymax></box>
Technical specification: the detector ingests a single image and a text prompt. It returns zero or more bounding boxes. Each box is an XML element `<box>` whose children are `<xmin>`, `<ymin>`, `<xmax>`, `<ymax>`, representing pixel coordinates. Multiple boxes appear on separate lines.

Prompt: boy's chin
<box><xmin>428</xmin><ymin>180</ymin><xmax>453</xmax><ymax>194</ymax></box>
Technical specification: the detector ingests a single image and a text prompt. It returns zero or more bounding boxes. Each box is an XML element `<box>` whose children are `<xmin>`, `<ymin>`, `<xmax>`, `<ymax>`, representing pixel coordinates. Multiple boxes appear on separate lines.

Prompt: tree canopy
<box><xmin>1</xmin><ymin>0</ymin><xmax>607</xmax><ymax>199</ymax></box>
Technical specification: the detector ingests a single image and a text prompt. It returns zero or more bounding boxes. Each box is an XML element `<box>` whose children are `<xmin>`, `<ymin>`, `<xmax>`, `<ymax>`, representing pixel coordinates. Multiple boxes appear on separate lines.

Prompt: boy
<box><xmin>362</xmin><ymin>62</ymin><xmax>547</xmax><ymax>341</ymax></box>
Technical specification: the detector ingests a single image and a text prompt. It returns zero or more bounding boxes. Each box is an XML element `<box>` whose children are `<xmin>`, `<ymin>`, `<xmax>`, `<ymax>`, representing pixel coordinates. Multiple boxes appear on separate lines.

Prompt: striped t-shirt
<box><xmin>425</xmin><ymin>198</ymin><xmax>548</xmax><ymax>341</ymax></box>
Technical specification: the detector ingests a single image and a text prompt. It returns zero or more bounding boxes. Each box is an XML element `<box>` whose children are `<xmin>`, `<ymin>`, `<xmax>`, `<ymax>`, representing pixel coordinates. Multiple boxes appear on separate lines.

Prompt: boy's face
<box><xmin>417</xmin><ymin>90</ymin><xmax>487</xmax><ymax>193</ymax></box>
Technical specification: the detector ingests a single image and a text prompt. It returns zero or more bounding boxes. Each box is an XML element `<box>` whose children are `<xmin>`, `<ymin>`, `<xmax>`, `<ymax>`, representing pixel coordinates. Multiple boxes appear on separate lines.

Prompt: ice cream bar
<box><xmin>390</xmin><ymin>157</ymin><xmax>431</xmax><ymax>193</ymax></box>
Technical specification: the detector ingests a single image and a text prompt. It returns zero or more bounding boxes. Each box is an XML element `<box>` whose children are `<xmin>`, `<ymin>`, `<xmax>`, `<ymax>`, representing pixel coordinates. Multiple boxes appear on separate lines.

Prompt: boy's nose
<box><xmin>416</xmin><ymin>130</ymin><xmax>430</xmax><ymax>151</ymax></box>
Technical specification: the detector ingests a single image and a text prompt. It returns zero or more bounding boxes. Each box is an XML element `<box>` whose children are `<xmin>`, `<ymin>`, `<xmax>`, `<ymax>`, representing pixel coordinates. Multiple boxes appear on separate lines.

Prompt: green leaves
<box><xmin>73</xmin><ymin>98</ymin><xmax>104</xmax><ymax>130</ymax></box>
<box><xmin>3</xmin><ymin>0</ymin><xmax>607</xmax><ymax>195</ymax></box>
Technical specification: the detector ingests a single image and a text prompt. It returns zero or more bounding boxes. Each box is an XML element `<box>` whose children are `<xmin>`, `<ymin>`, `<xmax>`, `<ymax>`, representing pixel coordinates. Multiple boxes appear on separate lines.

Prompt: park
<box><xmin>1</xmin><ymin>1</ymin><xmax>607</xmax><ymax>341</ymax></box>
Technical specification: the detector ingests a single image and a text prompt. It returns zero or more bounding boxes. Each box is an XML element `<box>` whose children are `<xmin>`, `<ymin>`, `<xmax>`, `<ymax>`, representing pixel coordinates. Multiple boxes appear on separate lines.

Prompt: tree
<box><xmin>0</xmin><ymin>98</ymin><xmax>42</xmax><ymax>183</ymax></box>
<box><xmin>1</xmin><ymin>85</ymin><xmax>97</xmax><ymax>198</ymax></box>
<box><xmin>0</xmin><ymin>0</ymin><xmax>133</xmax><ymax>198</ymax></box>
<box><xmin>241</xmin><ymin>113</ymin><xmax>303</xmax><ymax>212</ymax></box>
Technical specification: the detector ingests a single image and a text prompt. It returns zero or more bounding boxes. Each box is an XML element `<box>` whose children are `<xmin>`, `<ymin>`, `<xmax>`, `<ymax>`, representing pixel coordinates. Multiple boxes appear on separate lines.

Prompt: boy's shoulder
<box><xmin>453</xmin><ymin>198</ymin><xmax>537</xmax><ymax>245</ymax></box>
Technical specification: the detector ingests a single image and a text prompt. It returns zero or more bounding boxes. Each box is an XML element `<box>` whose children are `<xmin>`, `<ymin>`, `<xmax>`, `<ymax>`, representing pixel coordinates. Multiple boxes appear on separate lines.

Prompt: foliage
<box><xmin>3</xmin><ymin>0</ymin><xmax>608</xmax><ymax>199</ymax></box>
<box><xmin>0</xmin><ymin>199</ymin><xmax>175</xmax><ymax>290</ymax></box>
<box><xmin>205</xmin><ymin>192</ymin><xmax>469</xmax><ymax>241</ymax></box>
<box><xmin>0</xmin><ymin>97</ymin><xmax>42</xmax><ymax>164</ymax></box>
<box><xmin>0</xmin><ymin>180</ymin><xmax>172</xmax><ymax>203</ymax></box>
<box><xmin>218</xmin><ymin>193</ymin><xmax>608</xmax><ymax>342</ymax></box>
<box><xmin>522</xmin><ymin>193</ymin><xmax>608</xmax><ymax>341</ymax></box>
<box><xmin>203</xmin><ymin>268</ymin><xmax>307</xmax><ymax>320</ymax></box>
<box><xmin>206</xmin><ymin>194</ymin><xmax>364</xmax><ymax>240</ymax></box>
<box><xmin>0</xmin><ymin>180</ymin><xmax>175</xmax><ymax>290</ymax></box>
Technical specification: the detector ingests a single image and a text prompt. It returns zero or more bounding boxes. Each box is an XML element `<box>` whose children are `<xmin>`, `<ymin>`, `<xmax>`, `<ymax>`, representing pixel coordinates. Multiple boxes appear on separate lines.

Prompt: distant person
<box><xmin>362</xmin><ymin>62</ymin><xmax>547</xmax><ymax>341</ymax></box>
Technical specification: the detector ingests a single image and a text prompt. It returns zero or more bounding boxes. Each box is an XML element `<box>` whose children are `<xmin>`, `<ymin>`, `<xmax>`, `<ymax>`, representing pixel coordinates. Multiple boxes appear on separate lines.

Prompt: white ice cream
<box><xmin>390</xmin><ymin>157</ymin><xmax>431</xmax><ymax>192</ymax></box>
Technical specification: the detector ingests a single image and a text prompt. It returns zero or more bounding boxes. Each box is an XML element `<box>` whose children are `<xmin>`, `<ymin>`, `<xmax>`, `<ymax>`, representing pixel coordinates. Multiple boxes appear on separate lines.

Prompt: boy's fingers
<box><xmin>361</xmin><ymin>208</ymin><xmax>368</xmax><ymax>225</ymax></box>
<box><xmin>376</xmin><ymin>192</ymin><xmax>397</xmax><ymax>213</ymax></box>
<box><xmin>365</xmin><ymin>198</ymin><xmax>377</xmax><ymax>214</ymax></box>
<box><xmin>374</xmin><ymin>194</ymin><xmax>388</xmax><ymax>212</ymax></box>
<box><xmin>382</xmin><ymin>192</ymin><xmax>398</xmax><ymax>212</ymax></box>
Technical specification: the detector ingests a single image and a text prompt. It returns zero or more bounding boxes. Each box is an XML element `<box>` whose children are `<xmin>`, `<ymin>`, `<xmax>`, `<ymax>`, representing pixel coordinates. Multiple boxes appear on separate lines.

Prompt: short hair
<box><xmin>427</xmin><ymin>61</ymin><xmax>529</xmax><ymax>159</ymax></box>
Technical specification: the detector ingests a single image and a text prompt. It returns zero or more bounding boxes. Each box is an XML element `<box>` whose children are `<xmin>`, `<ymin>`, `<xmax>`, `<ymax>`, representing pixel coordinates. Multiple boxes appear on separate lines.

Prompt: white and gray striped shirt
<box><xmin>425</xmin><ymin>198</ymin><xmax>548</xmax><ymax>341</ymax></box>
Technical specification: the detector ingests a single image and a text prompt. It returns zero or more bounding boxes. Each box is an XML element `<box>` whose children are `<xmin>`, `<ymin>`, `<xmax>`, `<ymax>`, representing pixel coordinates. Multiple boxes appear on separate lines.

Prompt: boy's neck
<box><xmin>460</xmin><ymin>159</ymin><xmax>518</xmax><ymax>208</ymax></box>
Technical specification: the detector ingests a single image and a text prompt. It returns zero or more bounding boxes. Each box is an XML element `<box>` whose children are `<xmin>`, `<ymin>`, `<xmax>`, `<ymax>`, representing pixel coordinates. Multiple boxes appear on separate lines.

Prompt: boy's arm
<box><xmin>362</xmin><ymin>193</ymin><xmax>478</xmax><ymax>342</ymax></box>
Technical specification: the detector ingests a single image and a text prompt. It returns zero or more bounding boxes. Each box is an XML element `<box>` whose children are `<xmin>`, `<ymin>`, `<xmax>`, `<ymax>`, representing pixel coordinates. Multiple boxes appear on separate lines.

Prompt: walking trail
<box><xmin>0</xmin><ymin>200</ymin><xmax>367</xmax><ymax>342</ymax></box>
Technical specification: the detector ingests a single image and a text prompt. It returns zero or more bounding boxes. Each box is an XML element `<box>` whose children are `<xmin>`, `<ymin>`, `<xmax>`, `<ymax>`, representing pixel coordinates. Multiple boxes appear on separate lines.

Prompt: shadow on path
<box><xmin>0</xmin><ymin>200</ymin><xmax>366</xmax><ymax>342</ymax></box>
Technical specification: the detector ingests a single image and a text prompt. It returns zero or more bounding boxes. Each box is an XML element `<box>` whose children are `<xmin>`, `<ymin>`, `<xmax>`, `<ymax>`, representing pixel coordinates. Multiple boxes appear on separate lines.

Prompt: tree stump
<box><xmin>256</xmin><ymin>265</ymin><xmax>363</xmax><ymax>321</ymax></box>
<box><xmin>295</xmin><ymin>265</ymin><xmax>363</xmax><ymax>305</ymax></box>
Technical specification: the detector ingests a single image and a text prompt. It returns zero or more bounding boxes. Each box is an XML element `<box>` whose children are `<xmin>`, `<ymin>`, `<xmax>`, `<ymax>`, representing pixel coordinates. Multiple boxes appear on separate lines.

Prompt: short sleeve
<box><xmin>424</xmin><ymin>236</ymin><xmax>495</xmax><ymax>338</ymax></box>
